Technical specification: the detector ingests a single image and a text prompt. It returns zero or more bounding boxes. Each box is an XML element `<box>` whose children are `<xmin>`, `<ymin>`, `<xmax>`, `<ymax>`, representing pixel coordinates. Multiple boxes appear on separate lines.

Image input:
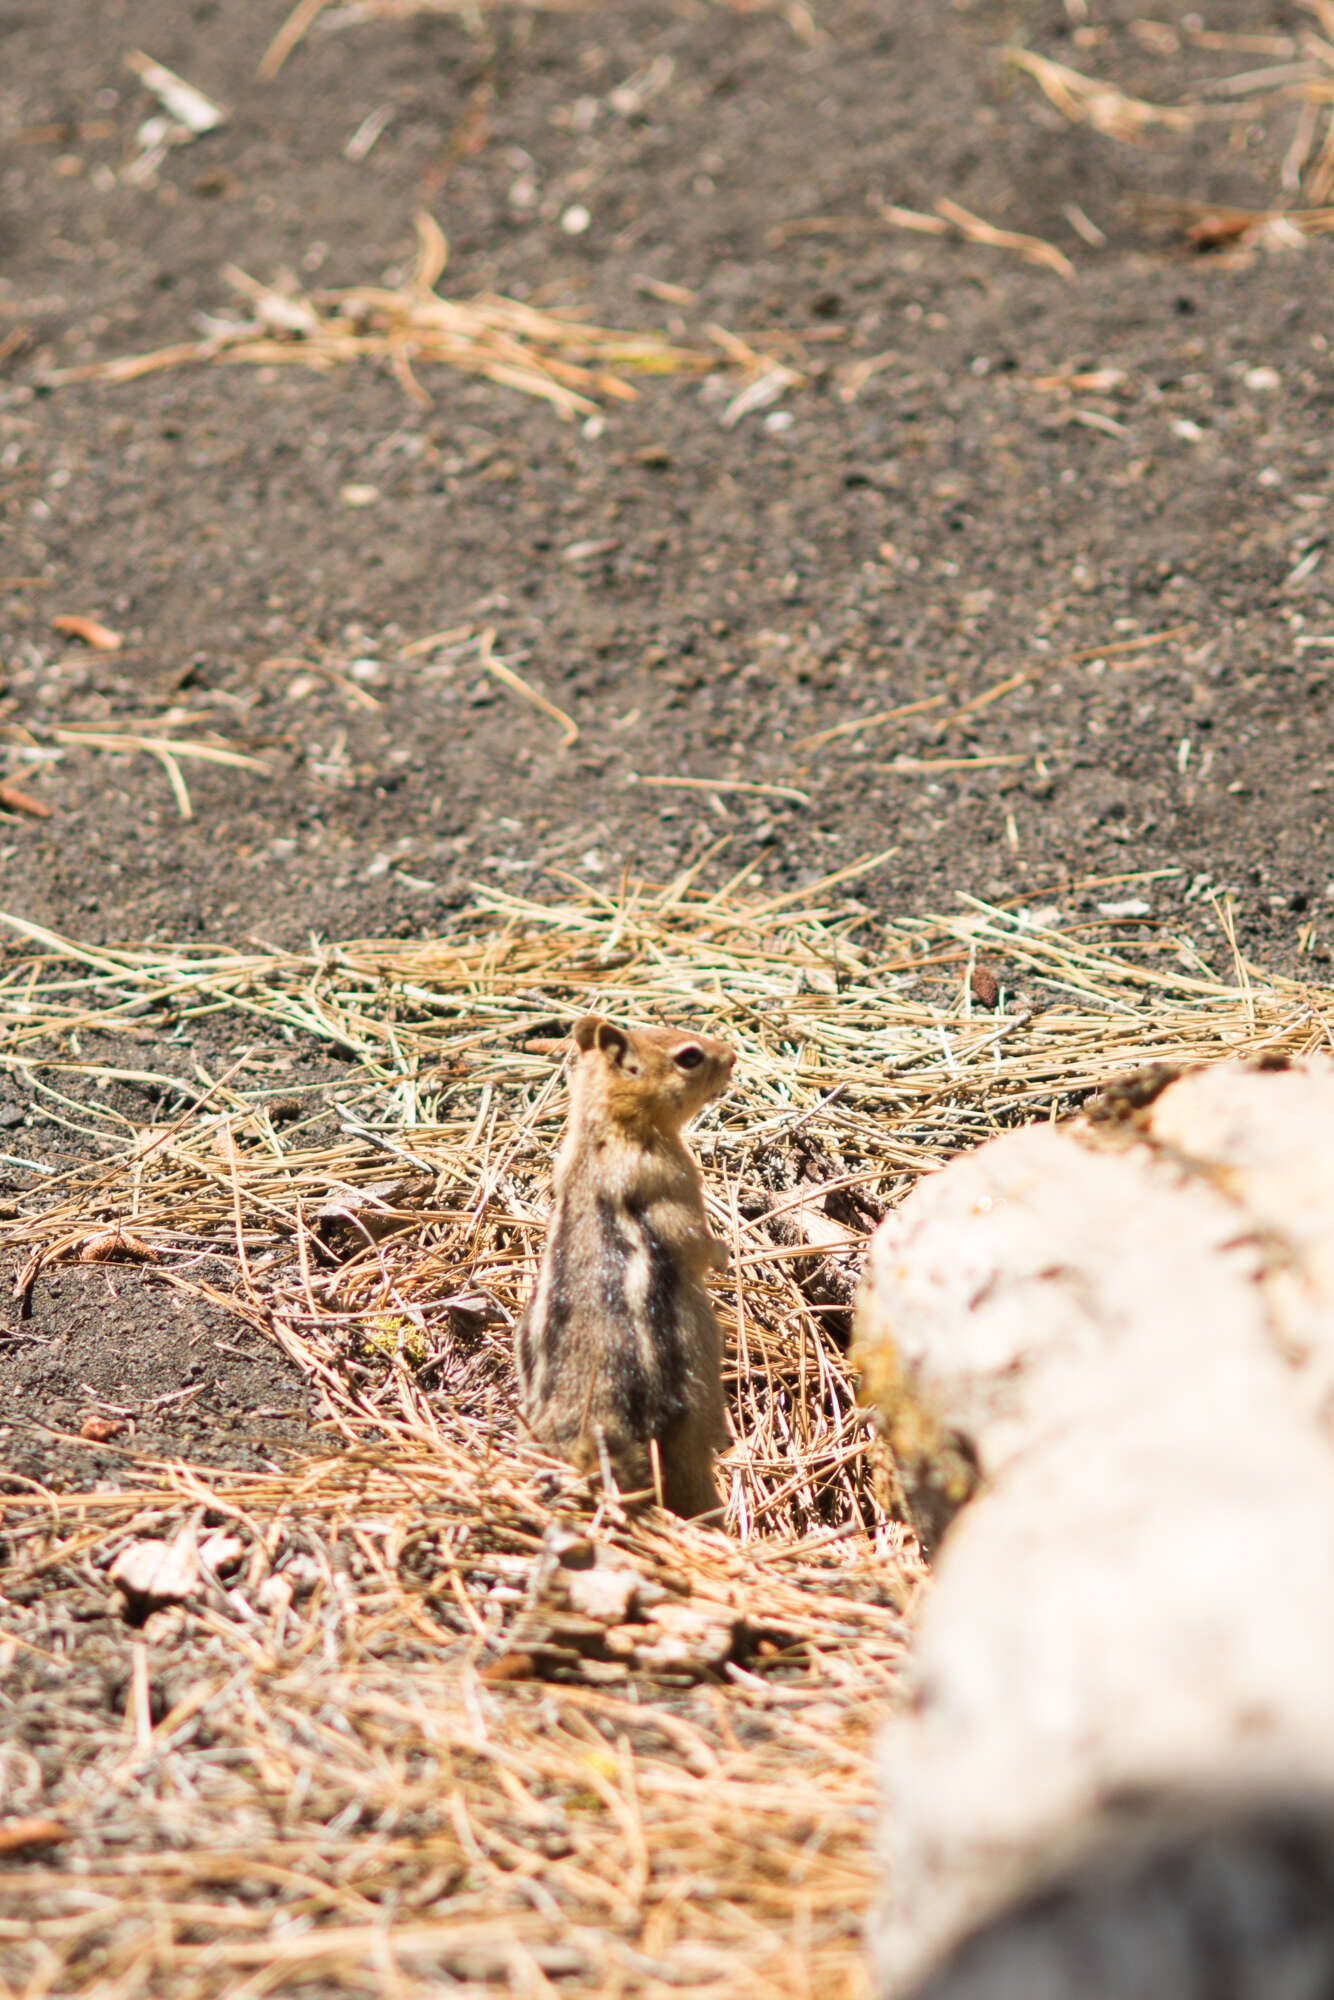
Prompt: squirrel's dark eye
<box><xmin>675</xmin><ymin>1045</ymin><xmax>704</xmax><ymax>1070</ymax></box>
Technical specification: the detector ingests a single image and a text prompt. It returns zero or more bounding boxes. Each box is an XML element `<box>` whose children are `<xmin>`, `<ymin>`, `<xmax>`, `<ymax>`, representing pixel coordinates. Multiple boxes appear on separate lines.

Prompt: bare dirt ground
<box><xmin>2</xmin><ymin>0</ymin><xmax>1333</xmax><ymax>1992</ymax></box>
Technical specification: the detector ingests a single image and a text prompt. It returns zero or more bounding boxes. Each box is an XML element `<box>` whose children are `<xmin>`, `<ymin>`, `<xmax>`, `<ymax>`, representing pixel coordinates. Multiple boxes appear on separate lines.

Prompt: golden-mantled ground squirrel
<box><xmin>515</xmin><ymin>1013</ymin><xmax>735</xmax><ymax>1518</ymax></box>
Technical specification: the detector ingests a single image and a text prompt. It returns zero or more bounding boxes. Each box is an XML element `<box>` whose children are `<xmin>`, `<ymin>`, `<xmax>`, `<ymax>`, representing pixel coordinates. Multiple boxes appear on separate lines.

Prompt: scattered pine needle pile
<box><xmin>3</xmin><ymin>878</ymin><xmax>1332</xmax><ymax>1998</ymax></box>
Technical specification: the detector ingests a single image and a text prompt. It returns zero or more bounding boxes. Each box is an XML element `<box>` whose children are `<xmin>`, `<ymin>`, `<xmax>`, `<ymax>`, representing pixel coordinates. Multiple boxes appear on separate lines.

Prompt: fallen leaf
<box><xmin>0</xmin><ymin>780</ymin><xmax>50</xmax><ymax>819</ymax></box>
<box><xmin>255</xmin><ymin>1573</ymin><xmax>292</xmax><ymax>1615</ymax></box>
<box><xmin>971</xmin><ymin>965</ymin><xmax>1001</xmax><ymax>1010</ymax></box>
<box><xmin>198</xmin><ymin>1533</ymin><xmax>244</xmax><ymax>1573</ymax></box>
<box><xmin>0</xmin><ymin>1744</ymin><xmax>43</xmax><ymax>1810</ymax></box>
<box><xmin>1186</xmin><ymin>208</ymin><xmax>1261</xmax><ymax>250</ymax></box>
<box><xmin>0</xmin><ymin>1819</ymin><xmax>67</xmax><ymax>1855</ymax></box>
<box><xmin>79</xmin><ymin>1415</ymin><xmax>128</xmax><ymax>1442</ymax></box>
<box><xmin>51</xmin><ymin>614</ymin><xmax>123</xmax><ymax>650</ymax></box>
<box><xmin>315</xmin><ymin>1179</ymin><xmax>418</xmax><ymax>1244</ymax></box>
<box><xmin>563</xmin><ymin>1565</ymin><xmax>641</xmax><ymax>1623</ymax></box>
<box><xmin>110</xmin><ymin>1528</ymin><xmax>201</xmax><ymax>1608</ymax></box>
<box><xmin>480</xmin><ymin>1652</ymin><xmax>536</xmax><ymax>1682</ymax></box>
<box><xmin>77</xmin><ymin>1228</ymin><xmax>160</xmax><ymax>1265</ymax></box>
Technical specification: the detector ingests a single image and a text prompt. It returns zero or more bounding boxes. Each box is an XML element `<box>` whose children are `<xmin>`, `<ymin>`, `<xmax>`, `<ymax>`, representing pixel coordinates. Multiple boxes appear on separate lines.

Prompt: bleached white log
<box><xmin>857</xmin><ymin>1058</ymin><xmax>1334</xmax><ymax>1996</ymax></box>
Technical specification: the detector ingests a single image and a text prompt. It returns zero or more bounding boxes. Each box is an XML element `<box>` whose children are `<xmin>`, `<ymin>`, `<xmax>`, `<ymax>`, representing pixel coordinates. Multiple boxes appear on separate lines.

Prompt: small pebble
<box><xmin>560</xmin><ymin>204</ymin><xmax>591</xmax><ymax>236</ymax></box>
<box><xmin>339</xmin><ymin>483</ymin><xmax>380</xmax><ymax>507</ymax></box>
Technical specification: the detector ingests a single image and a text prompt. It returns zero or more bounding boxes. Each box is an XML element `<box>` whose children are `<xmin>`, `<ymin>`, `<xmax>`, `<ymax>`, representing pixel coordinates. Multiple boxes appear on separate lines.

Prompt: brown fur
<box><xmin>514</xmin><ymin>1014</ymin><xmax>735</xmax><ymax>1518</ymax></box>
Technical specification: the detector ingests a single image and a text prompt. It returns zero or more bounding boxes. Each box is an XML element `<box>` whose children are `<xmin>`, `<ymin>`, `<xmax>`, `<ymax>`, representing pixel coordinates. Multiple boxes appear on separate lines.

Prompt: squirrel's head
<box><xmin>571</xmin><ymin>1014</ymin><xmax>735</xmax><ymax>1129</ymax></box>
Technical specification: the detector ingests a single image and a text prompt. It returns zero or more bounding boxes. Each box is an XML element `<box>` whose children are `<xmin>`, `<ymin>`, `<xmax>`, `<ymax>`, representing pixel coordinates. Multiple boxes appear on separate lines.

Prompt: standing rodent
<box><xmin>514</xmin><ymin>1013</ymin><xmax>735</xmax><ymax>1518</ymax></box>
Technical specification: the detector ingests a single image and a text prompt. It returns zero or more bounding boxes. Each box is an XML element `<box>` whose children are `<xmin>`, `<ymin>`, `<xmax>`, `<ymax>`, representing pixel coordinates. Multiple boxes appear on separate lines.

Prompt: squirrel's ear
<box><xmin>572</xmin><ymin>1015</ymin><xmax>629</xmax><ymax>1065</ymax></box>
<box><xmin>572</xmin><ymin>1015</ymin><xmax>602</xmax><ymax>1052</ymax></box>
<box><xmin>595</xmin><ymin>1021</ymin><xmax>630</xmax><ymax>1067</ymax></box>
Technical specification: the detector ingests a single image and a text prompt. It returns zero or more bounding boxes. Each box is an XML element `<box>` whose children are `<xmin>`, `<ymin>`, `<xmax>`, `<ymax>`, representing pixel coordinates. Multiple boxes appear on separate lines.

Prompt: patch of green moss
<box><xmin>362</xmin><ymin>1314</ymin><xmax>428</xmax><ymax>1370</ymax></box>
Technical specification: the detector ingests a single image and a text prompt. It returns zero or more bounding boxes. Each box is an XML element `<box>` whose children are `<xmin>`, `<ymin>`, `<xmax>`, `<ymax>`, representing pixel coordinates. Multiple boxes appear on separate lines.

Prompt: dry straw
<box><xmin>260</xmin><ymin>0</ymin><xmax>819</xmax><ymax>78</ymax></box>
<box><xmin>3</xmin><ymin>877</ymin><xmax>1332</xmax><ymax>1995</ymax></box>
<box><xmin>1007</xmin><ymin>16</ymin><xmax>1334</xmax><ymax>230</ymax></box>
<box><xmin>1005</xmin><ymin>46</ymin><xmax>1199</xmax><ymax>142</ymax></box>
<box><xmin>778</xmin><ymin>12</ymin><xmax>1334</xmax><ymax>267</ymax></box>
<box><xmin>43</xmin><ymin>214</ymin><xmax>751</xmax><ymax>420</ymax></box>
